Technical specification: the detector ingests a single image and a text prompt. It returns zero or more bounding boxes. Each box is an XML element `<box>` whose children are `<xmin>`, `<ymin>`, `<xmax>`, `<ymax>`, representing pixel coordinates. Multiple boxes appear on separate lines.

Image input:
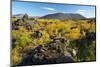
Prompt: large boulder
<box><xmin>17</xmin><ymin>39</ymin><xmax>76</xmax><ymax>66</ymax></box>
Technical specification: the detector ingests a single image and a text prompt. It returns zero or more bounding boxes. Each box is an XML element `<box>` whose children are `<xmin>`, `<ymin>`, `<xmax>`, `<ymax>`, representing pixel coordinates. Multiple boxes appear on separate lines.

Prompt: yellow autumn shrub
<box><xmin>12</xmin><ymin>46</ymin><xmax>22</xmax><ymax>65</ymax></box>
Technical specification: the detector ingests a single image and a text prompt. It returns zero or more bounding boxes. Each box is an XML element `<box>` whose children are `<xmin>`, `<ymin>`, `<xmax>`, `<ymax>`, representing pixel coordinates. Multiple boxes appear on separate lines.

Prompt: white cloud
<box><xmin>76</xmin><ymin>9</ymin><xmax>95</xmax><ymax>18</ymax></box>
<box><xmin>41</xmin><ymin>7</ymin><xmax>56</xmax><ymax>11</ymax></box>
<box><xmin>76</xmin><ymin>9</ymin><xmax>87</xmax><ymax>15</ymax></box>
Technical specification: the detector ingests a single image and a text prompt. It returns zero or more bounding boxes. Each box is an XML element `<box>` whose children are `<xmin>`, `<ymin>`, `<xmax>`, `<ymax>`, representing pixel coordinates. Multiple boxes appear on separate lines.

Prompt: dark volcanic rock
<box><xmin>17</xmin><ymin>39</ymin><xmax>76</xmax><ymax>66</ymax></box>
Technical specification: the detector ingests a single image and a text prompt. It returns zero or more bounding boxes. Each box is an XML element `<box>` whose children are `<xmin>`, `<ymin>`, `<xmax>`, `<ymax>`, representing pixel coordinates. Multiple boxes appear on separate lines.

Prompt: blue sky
<box><xmin>12</xmin><ymin>1</ymin><xmax>96</xmax><ymax>18</ymax></box>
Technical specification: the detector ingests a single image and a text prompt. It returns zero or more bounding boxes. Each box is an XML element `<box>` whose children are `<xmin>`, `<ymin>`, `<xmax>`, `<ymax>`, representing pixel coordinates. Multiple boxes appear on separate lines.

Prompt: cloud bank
<box><xmin>41</xmin><ymin>7</ymin><xmax>56</xmax><ymax>11</ymax></box>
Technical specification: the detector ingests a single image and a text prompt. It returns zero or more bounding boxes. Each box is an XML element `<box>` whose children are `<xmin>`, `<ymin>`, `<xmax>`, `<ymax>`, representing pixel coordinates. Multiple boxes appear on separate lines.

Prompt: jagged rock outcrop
<box><xmin>17</xmin><ymin>39</ymin><xmax>76</xmax><ymax>66</ymax></box>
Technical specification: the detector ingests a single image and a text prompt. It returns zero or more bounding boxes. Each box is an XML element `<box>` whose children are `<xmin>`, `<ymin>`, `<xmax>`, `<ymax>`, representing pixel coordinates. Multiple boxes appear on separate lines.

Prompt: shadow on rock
<box><xmin>17</xmin><ymin>39</ymin><xmax>75</xmax><ymax>66</ymax></box>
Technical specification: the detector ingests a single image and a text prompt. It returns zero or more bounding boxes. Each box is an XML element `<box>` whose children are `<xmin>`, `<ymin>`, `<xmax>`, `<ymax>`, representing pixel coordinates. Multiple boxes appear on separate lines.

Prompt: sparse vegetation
<box><xmin>11</xmin><ymin>14</ymin><xmax>96</xmax><ymax>66</ymax></box>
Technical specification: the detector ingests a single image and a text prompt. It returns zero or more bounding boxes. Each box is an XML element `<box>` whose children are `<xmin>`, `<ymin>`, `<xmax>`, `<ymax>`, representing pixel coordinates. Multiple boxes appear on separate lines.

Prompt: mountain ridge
<box><xmin>40</xmin><ymin>12</ymin><xmax>86</xmax><ymax>20</ymax></box>
<box><xmin>13</xmin><ymin>13</ymin><xmax>95</xmax><ymax>20</ymax></box>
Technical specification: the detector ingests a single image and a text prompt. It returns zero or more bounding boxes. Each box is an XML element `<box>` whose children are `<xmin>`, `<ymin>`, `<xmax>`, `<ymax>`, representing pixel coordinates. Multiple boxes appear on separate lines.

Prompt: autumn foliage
<box><xmin>11</xmin><ymin>15</ymin><xmax>96</xmax><ymax>66</ymax></box>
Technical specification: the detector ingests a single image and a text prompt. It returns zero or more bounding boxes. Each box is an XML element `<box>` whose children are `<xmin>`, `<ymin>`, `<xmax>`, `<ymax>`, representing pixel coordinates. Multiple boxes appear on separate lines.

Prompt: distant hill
<box><xmin>87</xmin><ymin>17</ymin><xmax>96</xmax><ymax>20</ymax></box>
<box><xmin>12</xmin><ymin>14</ymin><xmax>37</xmax><ymax>19</ymax></box>
<box><xmin>12</xmin><ymin>13</ymin><xmax>91</xmax><ymax>20</ymax></box>
<box><xmin>40</xmin><ymin>13</ymin><xmax>86</xmax><ymax>20</ymax></box>
<box><xmin>13</xmin><ymin>14</ymin><xmax>26</xmax><ymax>19</ymax></box>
